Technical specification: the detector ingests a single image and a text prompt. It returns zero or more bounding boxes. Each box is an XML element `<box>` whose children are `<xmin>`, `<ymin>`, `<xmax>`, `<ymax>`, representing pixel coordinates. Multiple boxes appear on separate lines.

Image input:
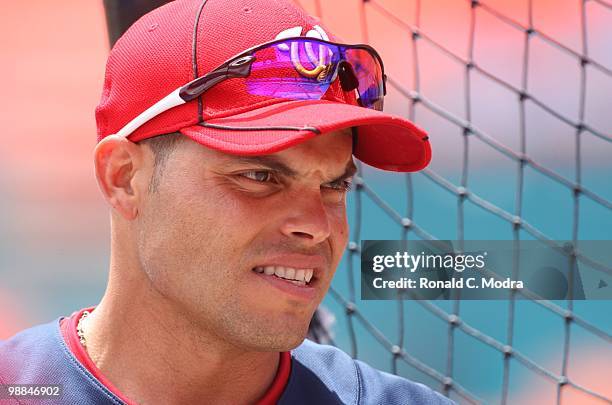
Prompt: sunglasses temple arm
<box><xmin>115</xmin><ymin>88</ymin><xmax>185</xmax><ymax>138</ymax></box>
<box><xmin>114</xmin><ymin>58</ymin><xmax>253</xmax><ymax>139</ymax></box>
<box><xmin>180</xmin><ymin>57</ymin><xmax>254</xmax><ymax>102</ymax></box>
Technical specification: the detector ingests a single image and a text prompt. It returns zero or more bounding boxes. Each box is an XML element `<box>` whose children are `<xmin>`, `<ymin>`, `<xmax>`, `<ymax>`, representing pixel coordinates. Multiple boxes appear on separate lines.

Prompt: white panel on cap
<box><xmin>275</xmin><ymin>26</ymin><xmax>304</xmax><ymax>51</ymax></box>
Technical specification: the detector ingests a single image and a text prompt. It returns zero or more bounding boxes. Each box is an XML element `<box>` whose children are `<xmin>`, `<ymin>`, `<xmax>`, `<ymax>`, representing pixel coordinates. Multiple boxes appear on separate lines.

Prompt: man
<box><xmin>0</xmin><ymin>0</ymin><xmax>451</xmax><ymax>404</ymax></box>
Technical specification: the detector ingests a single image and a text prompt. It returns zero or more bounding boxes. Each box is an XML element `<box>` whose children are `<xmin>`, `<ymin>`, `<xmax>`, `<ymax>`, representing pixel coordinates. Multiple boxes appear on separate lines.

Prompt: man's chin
<box><xmin>238</xmin><ymin>324</ymin><xmax>310</xmax><ymax>352</ymax></box>
<box><xmin>255</xmin><ymin>336</ymin><xmax>308</xmax><ymax>352</ymax></box>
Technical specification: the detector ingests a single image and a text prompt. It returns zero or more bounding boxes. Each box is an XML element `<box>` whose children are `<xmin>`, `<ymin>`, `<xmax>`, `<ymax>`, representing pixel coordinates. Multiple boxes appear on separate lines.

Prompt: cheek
<box><xmin>138</xmin><ymin>182</ymin><xmax>243</xmax><ymax>278</ymax></box>
<box><xmin>166</xmin><ymin>182</ymin><xmax>274</xmax><ymax>268</ymax></box>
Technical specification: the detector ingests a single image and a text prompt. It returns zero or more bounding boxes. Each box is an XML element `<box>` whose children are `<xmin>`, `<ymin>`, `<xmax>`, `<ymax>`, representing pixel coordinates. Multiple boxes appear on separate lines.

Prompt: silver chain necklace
<box><xmin>76</xmin><ymin>310</ymin><xmax>91</xmax><ymax>348</ymax></box>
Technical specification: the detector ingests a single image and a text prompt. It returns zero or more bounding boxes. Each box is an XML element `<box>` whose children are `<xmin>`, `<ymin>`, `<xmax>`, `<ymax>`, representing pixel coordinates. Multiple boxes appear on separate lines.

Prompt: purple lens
<box><xmin>243</xmin><ymin>38</ymin><xmax>384</xmax><ymax>110</ymax></box>
<box><xmin>344</xmin><ymin>48</ymin><xmax>384</xmax><ymax>110</ymax></box>
<box><xmin>245</xmin><ymin>39</ymin><xmax>339</xmax><ymax>100</ymax></box>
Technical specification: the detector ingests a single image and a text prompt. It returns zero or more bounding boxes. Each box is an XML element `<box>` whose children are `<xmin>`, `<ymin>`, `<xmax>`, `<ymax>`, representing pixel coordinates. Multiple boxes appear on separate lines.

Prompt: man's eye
<box><xmin>324</xmin><ymin>179</ymin><xmax>353</xmax><ymax>192</ymax></box>
<box><xmin>240</xmin><ymin>171</ymin><xmax>274</xmax><ymax>183</ymax></box>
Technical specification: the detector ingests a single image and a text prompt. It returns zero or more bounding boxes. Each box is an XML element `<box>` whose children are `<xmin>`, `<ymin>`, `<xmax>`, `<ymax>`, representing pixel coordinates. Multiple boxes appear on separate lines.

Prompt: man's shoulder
<box><xmin>0</xmin><ymin>319</ymin><xmax>70</xmax><ymax>385</ymax></box>
<box><xmin>0</xmin><ymin>320</ymin><xmax>59</xmax><ymax>364</ymax></box>
<box><xmin>283</xmin><ymin>339</ymin><xmax>455</xmax><ymax>405</ymax></box>
<box><xmin>0</xmin><ymin>318</ymin><xmax>124</xmax><ymax>404</ymax></box>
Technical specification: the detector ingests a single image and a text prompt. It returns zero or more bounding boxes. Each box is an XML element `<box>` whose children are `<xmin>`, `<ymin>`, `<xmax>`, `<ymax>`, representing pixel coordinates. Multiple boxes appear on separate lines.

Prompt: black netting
<box><xmin>303</xmin><ymin>0</ymin><xmax>612</xmax><ymax>403</ymax></box>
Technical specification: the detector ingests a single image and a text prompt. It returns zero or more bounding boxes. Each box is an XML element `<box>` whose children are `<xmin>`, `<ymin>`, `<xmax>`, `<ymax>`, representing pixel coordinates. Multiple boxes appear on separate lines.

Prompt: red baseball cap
<box><xmin>95</xmin><ymin>0</ymin><xmax>431</xmax><ymax>172</ymax></box>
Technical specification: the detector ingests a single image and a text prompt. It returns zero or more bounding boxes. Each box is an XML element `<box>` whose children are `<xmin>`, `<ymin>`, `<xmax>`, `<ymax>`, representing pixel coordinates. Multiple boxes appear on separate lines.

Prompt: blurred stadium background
<box><xmin>1</xmin><ymin>0</ymin><xmax>610</xmax><ymax>404</ymax></box>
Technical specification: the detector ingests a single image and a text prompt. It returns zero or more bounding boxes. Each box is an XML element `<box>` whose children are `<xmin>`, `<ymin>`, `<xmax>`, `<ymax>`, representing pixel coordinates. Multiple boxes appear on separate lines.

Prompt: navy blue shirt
<box><xmin>0</xmin><ymin>317</ymin><xmax>455</xmax><ymax>404</ymax></box>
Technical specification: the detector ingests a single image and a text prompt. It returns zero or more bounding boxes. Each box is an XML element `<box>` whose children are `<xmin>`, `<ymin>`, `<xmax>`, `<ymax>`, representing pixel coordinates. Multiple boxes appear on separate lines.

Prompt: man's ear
<box><xmin>94</xmin><ymin>135</ymin><xmax>149</xmax><ymax>220</ymax></box>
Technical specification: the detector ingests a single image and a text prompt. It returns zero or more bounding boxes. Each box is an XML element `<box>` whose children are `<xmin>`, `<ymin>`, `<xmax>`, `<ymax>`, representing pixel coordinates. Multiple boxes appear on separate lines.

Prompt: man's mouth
<box><xmin>252</xmin><ymin>266</ymin><xmax>314</xmax><ymax>286</ymax></box>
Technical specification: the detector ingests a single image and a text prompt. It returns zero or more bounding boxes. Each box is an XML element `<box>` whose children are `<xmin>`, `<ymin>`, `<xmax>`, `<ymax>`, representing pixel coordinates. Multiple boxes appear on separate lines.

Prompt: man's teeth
<box><xmin>253</xmin><ymin>266</ymin><xmax>314</xmax><ymax>284</ymax></box>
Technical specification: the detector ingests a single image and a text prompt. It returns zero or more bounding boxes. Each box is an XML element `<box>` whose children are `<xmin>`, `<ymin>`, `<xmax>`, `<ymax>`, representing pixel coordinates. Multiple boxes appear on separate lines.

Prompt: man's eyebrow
<box><xmin>227</xmin><ymin>155</ymin><xmax>358</xmax><ymax>181</ymax></box>
<box><xmin>227</xmin><ymin>156</ymin><xmax>299</xmax><ymax>177</ymax></box>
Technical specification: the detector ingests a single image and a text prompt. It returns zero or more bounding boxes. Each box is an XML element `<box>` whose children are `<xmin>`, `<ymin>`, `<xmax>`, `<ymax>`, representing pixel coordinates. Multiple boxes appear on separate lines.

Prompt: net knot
<box><xmin>562</xmin><ymin>243</ymin><xmax>577</xmax><ymax>258</ymax></box>
<box><xmin>391</xmin><ymin>345</ymin><xmax>402</xmax><ymax>356</ymax></box>
<box><xmin>448</xmin><ymin>314</ymin><xmax>461</xmax><ymax>326</ymax></box>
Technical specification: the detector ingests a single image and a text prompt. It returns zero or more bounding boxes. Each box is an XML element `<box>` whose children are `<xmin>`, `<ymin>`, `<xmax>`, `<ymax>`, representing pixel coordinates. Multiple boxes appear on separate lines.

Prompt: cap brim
<box><xmin>180</xmin><ymin>99</ymin><xmax>431</xmax><ymax>172</ymax></box>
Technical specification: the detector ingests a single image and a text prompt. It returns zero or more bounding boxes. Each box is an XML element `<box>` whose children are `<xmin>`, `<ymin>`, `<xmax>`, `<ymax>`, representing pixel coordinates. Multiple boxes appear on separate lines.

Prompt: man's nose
<box><xmin>279</xmin><ymin>191</ymin><xmax>332</xmax><ymax>245</ymax></box>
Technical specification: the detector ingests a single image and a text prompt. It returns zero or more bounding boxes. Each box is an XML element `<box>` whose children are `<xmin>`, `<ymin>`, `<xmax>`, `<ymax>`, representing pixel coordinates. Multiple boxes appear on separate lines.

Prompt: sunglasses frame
<box><xmin>115</xmin><ymin>36</ymin><xmax>387</xmax><ymax>138</ymax></box>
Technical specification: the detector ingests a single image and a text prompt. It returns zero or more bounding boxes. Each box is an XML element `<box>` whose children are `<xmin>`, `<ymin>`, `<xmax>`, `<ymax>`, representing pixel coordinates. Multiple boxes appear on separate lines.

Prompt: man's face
<box><xmin>136</xmin><ymin>129</ymin><xmax>354</xmax><ymax>351</ymax></box>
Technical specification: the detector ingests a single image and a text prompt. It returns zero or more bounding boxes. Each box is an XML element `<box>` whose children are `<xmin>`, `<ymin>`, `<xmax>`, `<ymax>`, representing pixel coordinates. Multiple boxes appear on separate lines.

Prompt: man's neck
<box><xmin>82</xmin><ymin>268</ymin><xmax>280</xmax><ymax>405</ymax></box>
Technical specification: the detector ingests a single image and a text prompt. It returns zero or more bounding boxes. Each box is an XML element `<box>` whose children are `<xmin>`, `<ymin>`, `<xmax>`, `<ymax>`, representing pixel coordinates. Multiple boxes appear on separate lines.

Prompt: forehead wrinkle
<box><xmin>305</xmin><ymin>155</ymin><xmax>356</xmax><ymax>183</ymax></box>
